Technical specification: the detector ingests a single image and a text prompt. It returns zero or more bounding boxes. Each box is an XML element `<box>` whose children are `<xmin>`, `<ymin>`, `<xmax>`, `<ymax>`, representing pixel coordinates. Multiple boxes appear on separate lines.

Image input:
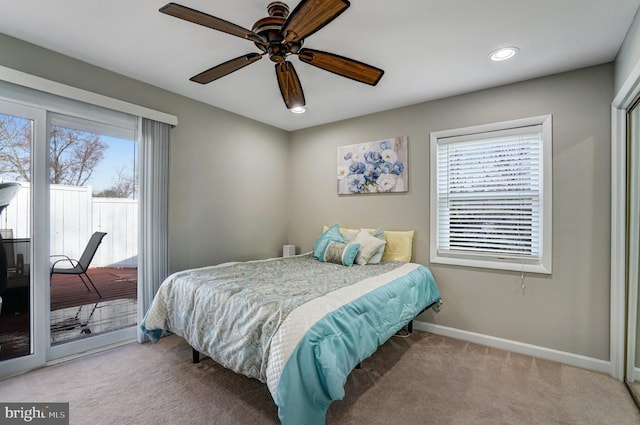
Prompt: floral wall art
<box><xmin>337</xmin><ymin>136</ymin><xmax>408</xmax><ymax>195</ymax></box>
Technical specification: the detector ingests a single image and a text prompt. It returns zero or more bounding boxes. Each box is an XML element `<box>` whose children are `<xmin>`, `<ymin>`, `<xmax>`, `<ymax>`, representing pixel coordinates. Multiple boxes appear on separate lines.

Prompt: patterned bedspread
<box><xmin>141</xmin><ymin>253</ymin><xmax>441</xmax><ymax>425</ymax></box>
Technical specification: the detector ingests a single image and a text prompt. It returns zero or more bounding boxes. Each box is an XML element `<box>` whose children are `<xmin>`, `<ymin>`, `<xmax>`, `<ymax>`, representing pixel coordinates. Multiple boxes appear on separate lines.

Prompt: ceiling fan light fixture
<box><xmin>489</xmin><ymin>46</ymin><xmax>519</xmax><ymax>62</ymax></box>
<box><xmin>291</xmin><ymin>106</ymin><xmax>306</xmax><ymax>113</ymax></box>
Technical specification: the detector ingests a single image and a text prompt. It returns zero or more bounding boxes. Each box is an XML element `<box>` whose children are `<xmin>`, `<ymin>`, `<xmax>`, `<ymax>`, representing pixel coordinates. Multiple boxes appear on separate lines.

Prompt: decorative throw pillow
<box><xmin>342</xmin><ymin>232</ymin><xmax>356</xmax><ymax>242</ymax></box>
<box><xmin>323</xmin><ymin>242</ymin><xmax>361</xmax><ymax>267</ymax></box>
<box><xmin>365</xmin><ymin>227</ymin><xmax>386</xmax><ymax>264</ymax></box>
<box><xmin>381</xmin><ymin>230</ymin><xmax>415</xmax><ymax>262</ymax></box>
<box><xmin>313</xmin><ymin>224</ymin><xmax>344</xmax><ymax>260</ymax></box>
<box><xmin>352</xmin><ymin>229</ymin><xmax>386</xmax><ymax>265</ymax></box>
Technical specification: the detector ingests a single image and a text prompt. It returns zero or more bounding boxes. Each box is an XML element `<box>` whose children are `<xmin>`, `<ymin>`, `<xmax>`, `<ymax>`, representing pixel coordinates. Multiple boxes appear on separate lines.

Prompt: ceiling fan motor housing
<box><xmin>252</xmin><ymin>2</ymin><xmax>302</xmax><ymax>62</ymax></box>
<box><xmin>267</xmin><ymin>1</ymin><xmax>289</xmax><ymax>18</ymax></box>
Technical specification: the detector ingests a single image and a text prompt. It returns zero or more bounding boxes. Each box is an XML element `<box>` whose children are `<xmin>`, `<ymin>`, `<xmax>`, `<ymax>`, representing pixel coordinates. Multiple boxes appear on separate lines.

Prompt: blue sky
<box><xmin>87</xmin><ymin>136</ymin><xmax>137</xmax><ymax>193</ymax></box>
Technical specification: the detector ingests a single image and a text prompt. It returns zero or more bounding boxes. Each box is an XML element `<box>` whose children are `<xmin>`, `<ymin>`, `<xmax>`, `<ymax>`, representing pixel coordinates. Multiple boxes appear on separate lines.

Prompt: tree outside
<box><xmin>0</xmin><ymin>114</ymin><xmax>137</xmax><ymax>199</ymax></box>
<box><xmin>49</xmin><ymin>125</ymin><xmax>107</xmax><ymax>187</ymax></box>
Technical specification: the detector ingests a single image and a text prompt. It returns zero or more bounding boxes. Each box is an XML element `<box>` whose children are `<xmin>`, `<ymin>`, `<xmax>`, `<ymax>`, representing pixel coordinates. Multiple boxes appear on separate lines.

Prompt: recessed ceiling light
<box><xmin>291</xmin><ymin>106</ymin><xmax>306</xmax><ymax>114</ymax></box>
<box><xmin>489</xmin><ymin>46</ymin><xmax>519</xmax><ymax>62</ymax></box>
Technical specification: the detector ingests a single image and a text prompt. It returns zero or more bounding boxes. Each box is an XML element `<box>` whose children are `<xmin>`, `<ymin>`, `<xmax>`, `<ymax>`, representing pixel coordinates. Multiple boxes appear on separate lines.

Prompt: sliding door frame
<box><xmin>0</xmin><ymin>99</ymin><xmax>48</xmax><ymax>377</ymax></box>
<box><xmin>612</xmin><ymin>59</ymin><xmax>640</xmax><ymax>382</ymax></box>
<box><xmin>0</xmin><ymin>66</ymin><xmax>176</xmax><ymax>374</ymax></box>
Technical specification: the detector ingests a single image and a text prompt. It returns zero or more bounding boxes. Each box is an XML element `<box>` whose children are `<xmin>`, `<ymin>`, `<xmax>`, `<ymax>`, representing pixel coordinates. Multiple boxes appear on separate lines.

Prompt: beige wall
<box><xmin>288</xmin><ymin>64</ymin><xmax>613</xmax><ymax>361</ymax></box>
<box><xmin>0</xmin><ymin>33</ymin><xmax>291</xmax><ymax>272</ymax></box>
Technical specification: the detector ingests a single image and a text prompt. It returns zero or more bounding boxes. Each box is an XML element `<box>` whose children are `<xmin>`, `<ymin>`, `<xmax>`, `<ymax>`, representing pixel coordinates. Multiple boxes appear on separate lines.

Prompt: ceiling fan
<box><xmin>159</xmin><ymin>1</ymin><xmax>384</xmax><ymax>111</ymax></box>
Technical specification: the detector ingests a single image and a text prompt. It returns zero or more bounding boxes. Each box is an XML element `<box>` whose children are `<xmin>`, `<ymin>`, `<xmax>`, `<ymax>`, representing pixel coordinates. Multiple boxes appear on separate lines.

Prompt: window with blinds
<box><xmin>430</xmin><ymin>115</ymin><xmax>552</xmax><ymax>274</ymax></box>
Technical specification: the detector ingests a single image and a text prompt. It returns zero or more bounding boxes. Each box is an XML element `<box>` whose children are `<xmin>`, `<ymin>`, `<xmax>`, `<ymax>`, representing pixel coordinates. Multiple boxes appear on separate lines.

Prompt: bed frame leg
<box><xmin>192</xmin><ymin>347</ymin><xmax>200</xmax><ymax>363</ymax></box>
<box><xmin>407</xmin><ymin>320</ymin><xmax>413</xmax><ymax>334</ymax></box>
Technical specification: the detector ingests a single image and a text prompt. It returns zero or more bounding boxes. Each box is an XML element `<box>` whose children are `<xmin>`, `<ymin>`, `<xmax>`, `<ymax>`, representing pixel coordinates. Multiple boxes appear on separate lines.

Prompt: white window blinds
<box><xmin>430</xmin><ymin>116</ymin><xmax>552</xmax><ymax>274</ymax></box>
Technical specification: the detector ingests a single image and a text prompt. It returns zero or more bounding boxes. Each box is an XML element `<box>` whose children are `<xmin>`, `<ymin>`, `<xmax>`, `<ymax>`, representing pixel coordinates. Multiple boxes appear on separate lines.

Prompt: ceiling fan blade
<box><xmin>190</xmin><ymin>53</ymin><xmax>263</xmax><ymax>84</ymax></box>
<box><xmin>275</xmin><ymin>62</ymin><xmax>306</xmax><ymax>110</ymax></box>
<box><xmin>281</xmin><ymin>0</ymin><xmax>350</xmax><ymax>44</ymax></box>
<box><xmin>160</xmin><ymin>3</ymin><xmax>266</xmax><ymax>45</ymax></box>
<box><xmin>298</xmin><ymin>48</ymin><xmax>384</xmax><ymax>86</ymax></box>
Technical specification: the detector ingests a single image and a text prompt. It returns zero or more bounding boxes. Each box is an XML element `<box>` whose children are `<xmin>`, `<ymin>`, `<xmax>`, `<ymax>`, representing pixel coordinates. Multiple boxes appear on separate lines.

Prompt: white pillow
<box><xmin>352</xmin><ymin>229</ymin><xmax>387</xmax><ymax>265</ymax></box>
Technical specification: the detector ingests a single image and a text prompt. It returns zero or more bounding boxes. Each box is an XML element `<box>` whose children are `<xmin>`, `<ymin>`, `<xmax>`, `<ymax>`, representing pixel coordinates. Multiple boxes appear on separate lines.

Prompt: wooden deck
<box><xmin>0</xmin><ymin>267</ymin><xmax>137</xmax><ymax>361</ymax></box>
<box><xmin>51</xmin><ymin>267</ymin><xmax>137</xmax><ymax>310</ymax></box>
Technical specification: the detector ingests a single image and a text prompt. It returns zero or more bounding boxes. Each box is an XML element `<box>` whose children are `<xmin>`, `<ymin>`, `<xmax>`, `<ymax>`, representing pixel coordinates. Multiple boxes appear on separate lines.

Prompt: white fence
<box><xmin>0</xmin><ymin>182</ymin><xmax>138</xmax><ymax>268</ymax></box>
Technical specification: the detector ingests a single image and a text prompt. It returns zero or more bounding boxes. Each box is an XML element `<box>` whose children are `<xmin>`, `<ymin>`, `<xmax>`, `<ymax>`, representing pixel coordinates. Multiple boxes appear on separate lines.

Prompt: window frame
<box><xmin>429</xmin><ymin>115</ymin><xmax>553</xmax><ymax>274</ymax></box>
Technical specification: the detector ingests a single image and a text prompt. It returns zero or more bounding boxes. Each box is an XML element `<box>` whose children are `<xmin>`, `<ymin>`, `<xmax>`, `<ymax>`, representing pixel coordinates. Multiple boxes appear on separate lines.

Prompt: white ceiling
<box><xmin>1</xmin><ymin>0</ymin><xmax>639</xmax><ymax>131</ymax></box>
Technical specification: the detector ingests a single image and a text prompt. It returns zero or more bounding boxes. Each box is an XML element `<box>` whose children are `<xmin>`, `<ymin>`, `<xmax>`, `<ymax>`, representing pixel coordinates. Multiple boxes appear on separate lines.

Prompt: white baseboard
<box><xmin>414</xmin><ymin>321</ymin><xmax>613</xmax><ymax>377</ymax></box>
<box><xmin>634</xmin><ymin>366</ymin><xmax>640</xmax><ymax>382</ymax></box>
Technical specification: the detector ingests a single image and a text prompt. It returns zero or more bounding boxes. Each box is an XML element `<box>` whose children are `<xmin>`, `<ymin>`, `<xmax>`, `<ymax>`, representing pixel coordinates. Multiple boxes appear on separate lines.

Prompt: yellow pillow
<box><xmin>380</xmin><ymin>230</ymin><xmax>414</xmax><ymax>262</ymax></box>
<box><xmin>322</xmin><ymin>226</ymin><xmax>414</xmax><ymax>262</ymax></box>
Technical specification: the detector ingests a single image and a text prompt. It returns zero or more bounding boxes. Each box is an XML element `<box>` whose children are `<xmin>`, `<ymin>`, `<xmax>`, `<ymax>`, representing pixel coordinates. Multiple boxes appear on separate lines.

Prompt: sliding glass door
<box><xmin>0</xmin><ymin>95</ymin><xmax>140</xmax><ymax>374</ymax></box>
<box><xmin>0</xmin><ymin>70</ymin><xmax>173</xmax><ymax>378</ymax></box>
<box><xmin>0</xmin><ymin>99</ymin><xmax>47</xmax><ymax>377</ymax></box>
<box><xmin>47</xmin><ymin>114</ymin><xmax>138</xmax><ymax>359</ymax></box>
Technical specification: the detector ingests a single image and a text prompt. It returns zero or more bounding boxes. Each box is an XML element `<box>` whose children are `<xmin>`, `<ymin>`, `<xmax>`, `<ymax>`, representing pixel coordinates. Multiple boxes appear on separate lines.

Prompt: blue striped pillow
<box><xmin>322</xmin><ymin>242</ymin><xmax>361</xmax><ymax>267</ymax></box>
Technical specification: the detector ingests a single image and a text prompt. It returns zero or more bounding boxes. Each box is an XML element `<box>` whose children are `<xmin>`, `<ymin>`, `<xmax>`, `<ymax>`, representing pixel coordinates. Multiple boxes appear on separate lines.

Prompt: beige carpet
<box><xmin>1</xmin><ymin>331</ymin><xmax>638</xmax><ymax>425</ymax></box>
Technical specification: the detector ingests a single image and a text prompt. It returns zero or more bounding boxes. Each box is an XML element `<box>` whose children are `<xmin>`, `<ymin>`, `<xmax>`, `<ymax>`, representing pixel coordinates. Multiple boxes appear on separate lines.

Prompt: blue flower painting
<box><xmin>337</xmin><ymin>136</ymin><xmax>408</xmax><ymax>195</ymax></box>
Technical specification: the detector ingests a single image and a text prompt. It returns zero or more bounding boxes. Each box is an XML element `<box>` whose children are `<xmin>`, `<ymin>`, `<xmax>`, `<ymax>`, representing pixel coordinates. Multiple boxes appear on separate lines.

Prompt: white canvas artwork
<box><xmin>337</xmin><ymin>136</ymin><xmax>408</xmax><ymax>195</ymax></box>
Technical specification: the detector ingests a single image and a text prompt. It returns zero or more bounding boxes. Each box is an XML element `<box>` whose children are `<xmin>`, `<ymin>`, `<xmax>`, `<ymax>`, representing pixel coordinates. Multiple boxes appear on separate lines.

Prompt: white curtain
<box><xmin>137</xmin><ymin>118</ymin><xmax>170</xmax><ymax>342</ymax></box>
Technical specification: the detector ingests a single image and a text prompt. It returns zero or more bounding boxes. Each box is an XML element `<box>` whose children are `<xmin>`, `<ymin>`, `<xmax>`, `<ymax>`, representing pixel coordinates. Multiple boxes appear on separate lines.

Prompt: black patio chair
<box><xmin>50</xmin><ymin>232</ymin><xmax>107</xmax><ymax>298</ymax></box>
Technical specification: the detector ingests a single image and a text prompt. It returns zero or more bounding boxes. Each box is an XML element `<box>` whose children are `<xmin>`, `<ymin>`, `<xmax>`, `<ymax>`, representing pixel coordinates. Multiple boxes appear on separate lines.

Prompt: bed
<box><xmin>141</xmin><ymin>226</ymin><xmax>441</xmax><ymax>425</ymax></box>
